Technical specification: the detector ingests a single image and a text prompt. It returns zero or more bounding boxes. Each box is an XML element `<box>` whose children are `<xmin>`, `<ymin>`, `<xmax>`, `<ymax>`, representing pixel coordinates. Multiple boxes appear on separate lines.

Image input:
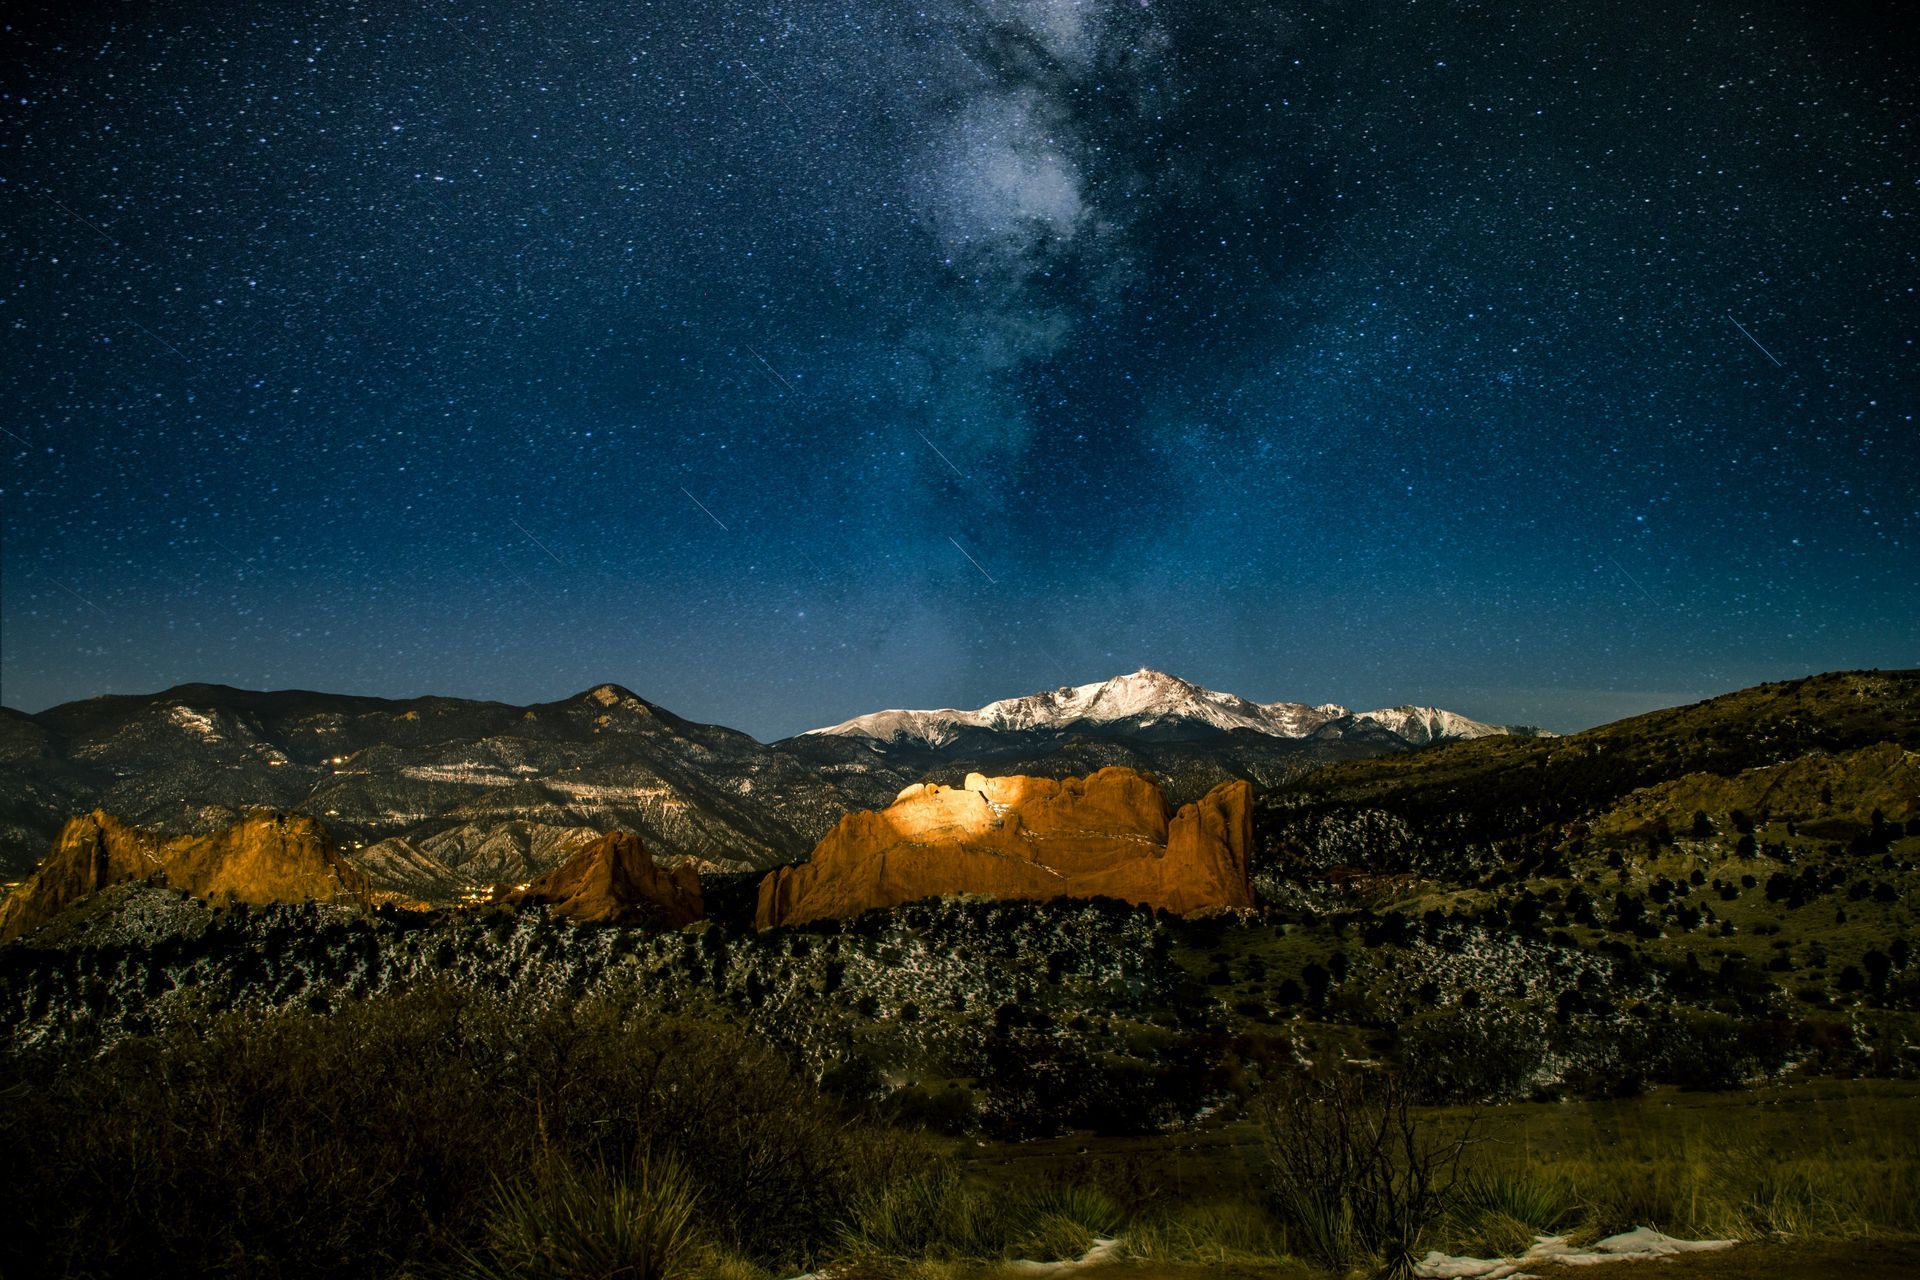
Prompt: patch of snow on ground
<box><xmin>1004</xmin><ymin>1236</ymin><xmax>1125</xmax><ymax>1275</ymax></box>
<box><xmin>1416</xmin><ymin>1229</ymin><xmax>1737</xmax><ymax>1279</ymax></box>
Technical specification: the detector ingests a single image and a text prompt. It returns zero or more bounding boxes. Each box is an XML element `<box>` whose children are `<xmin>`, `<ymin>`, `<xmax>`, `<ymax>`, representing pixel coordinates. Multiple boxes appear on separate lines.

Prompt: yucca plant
<box><xmin>1024</xmin><ymin>1183</ymin><xmax>1122</xmax><ymax>1238</ymax></box>
<box><xmin>1454</xmin><ymin>1171</ymin><xmax>1574</xmax><ymax>1231</ymax></box>
<box><xmin>835</xmin><ymin>1165</ymin><xmax>1011</xmax><ymax>1260</ymax></box>
<box><xmin>1275</xmin><ymin>1186</ymin><xmax>1358</xmax><ymax>1270</ymax></box>
<box><xmin>990</xmin><ymin>1182</ymin><xmax>1121</xmax><ymax>1258</ymax></box>
<box><xmin>1450</xmin><ymin>1170</ymin><xmax>1575</xmax><ymax>1255</ymax></box>
<box><xmin>456</xmin><ymin>1150</ymin><xmax>702</xmax><ymax>1280</ymax></box>
<box><xmin>1012</xmin><ymin>1181</ymin><xmax>1124</xmax><ymax>1262</ymax></box>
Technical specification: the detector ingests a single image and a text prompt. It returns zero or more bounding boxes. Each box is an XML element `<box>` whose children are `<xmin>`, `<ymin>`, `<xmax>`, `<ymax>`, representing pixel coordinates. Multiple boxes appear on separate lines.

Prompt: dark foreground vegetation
<box><xmin>1</xmin><ymin>983</ymin><xmax>899</xmax><ymax>1279</ymax></box>
<box><xmin>6</xmin><ymin>863</ymin><xmax>1917</xmax><ymax>1139</ymax></box>
<box><xmin>5</xmin><ymin>983</ymin><xmax>1917</xmax><ymax>1280</ymax></box>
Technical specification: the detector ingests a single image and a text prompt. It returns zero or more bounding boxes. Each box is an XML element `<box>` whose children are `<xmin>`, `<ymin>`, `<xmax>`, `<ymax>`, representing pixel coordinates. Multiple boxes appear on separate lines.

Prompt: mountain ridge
<box><xmin>0</xmin><ymin>669</ymin><xmax>1702</xmax><ymax>902</ymax></box>
<box><xmin>0</xmin><ymin>679</ymin><xmax>869</xmax><ymax>885</ymax></box>
<box><xmin>801</xmin><ymin>667</ymin><xmax>1549</xmax><ymax>748</ymax></box>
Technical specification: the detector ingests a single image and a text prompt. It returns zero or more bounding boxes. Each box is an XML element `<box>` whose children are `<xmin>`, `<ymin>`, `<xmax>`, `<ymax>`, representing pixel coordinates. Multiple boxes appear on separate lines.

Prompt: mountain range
<box><xmin>0</xmin><ymin>669</ymin><xmax>1546</xmax><ymax>896</ymax></box>
<box><xmin>806</xmin><ymin>667</ymin><xmax>1545</xmax><ymax>748</ymax></box>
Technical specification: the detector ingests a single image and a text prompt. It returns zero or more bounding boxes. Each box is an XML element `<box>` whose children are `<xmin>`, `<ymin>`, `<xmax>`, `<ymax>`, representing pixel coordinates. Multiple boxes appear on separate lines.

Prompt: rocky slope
<box><xmin>0</xmin><ymin>683</ymin><xmax>891</xmax><ymax>888</ymax></box>
<box><xmin>501</xmin><ymin>831</ymin><xmax>704</xmax><ymax>927</ymax></box>
<box><xmin>1585</xmin><ymin>740</ymin><xmax>1919</xmax><ymax>851</ymax></box>
<box><xmin>0</xmin><ymin>809</ymin><xmax>367</xmax><ymax>942</ymax></box>
<box><xmin>1254</xmin><ymin>668</ymin><xmax>1920</xmax><ymax>882</ymax></box>
<box><xmin>755</xmin><ymin>767</ymin><xmax>1252</xmax><ymax>928</ymax></box>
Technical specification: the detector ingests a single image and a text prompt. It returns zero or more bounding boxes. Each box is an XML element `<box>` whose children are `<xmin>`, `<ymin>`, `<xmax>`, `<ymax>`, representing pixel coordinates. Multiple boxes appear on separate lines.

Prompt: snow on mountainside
<box><xmin>804</xmin><ymin>669</ymin><xmax>1548</xmax><ymax>749</ymax></box>
<box><xmin>1343</xmin><ymin>705</ymin><xmax>1516</xmax><ymax>745</ymax></box>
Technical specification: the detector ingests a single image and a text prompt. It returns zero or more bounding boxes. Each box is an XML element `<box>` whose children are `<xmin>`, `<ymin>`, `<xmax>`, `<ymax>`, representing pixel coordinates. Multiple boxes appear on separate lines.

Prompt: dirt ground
<box><xmin>1575</xmin><ymin>1239</ymin><xmax>1920</xmax><ymax>1280</ymax></box>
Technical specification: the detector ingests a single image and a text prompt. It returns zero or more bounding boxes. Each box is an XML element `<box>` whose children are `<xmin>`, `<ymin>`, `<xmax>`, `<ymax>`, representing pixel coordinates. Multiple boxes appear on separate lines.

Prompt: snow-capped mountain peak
<box><xmin>802</xmin><ymin>672</ymin><xmax>1545</xmax><ymax>749</ymax></box>
<box><xmin>1343</xmin><ymin>705</ymin><xmax>1511</xmax><ymax>745</ymax></box>
<box><xmin>970</xmin><ymin>668</ymin><xmax>1286</xmax><ymax>736</ymax></box>
<box><xmin>799</xmin><ymin>669</ymin><xmax>1247</xmax><ymax>749</ymax></box>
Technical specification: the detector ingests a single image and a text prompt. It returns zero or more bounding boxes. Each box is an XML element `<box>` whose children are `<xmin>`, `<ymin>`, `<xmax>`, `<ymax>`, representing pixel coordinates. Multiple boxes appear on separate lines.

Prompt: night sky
<box><xmin>2</xmin><ymin>1</ymin><xmax>1914</xmax><ymax>739</ymax></box>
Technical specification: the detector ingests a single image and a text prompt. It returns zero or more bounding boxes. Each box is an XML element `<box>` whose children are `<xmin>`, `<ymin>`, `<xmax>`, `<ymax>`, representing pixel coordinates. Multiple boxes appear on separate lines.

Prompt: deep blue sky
<box><xmin>2</xmin><ymin>1</ymin><xmax>1914</xmax><ymax>739</ymax></box>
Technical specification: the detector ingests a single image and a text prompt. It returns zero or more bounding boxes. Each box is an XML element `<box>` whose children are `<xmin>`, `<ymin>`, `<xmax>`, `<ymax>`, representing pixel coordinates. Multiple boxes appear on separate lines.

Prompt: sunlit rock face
<box><xmin>0</xmin><ymin>809</ymin><xmax>369</xmax><ymax>942</ymax></box>
<box><xmin>754</xmin><ymin>766</ymin><xmax>1251</xmax><ymax>929</ymax></box>
<box><xmin>500</xmin><ymin>830</ymin><xmax>704</xmax><ymax>927</ymax></box>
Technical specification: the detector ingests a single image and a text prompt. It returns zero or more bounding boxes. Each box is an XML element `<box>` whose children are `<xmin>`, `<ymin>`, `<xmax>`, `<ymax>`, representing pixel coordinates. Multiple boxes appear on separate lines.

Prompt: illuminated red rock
<box><xmin>754</xmin><ymin>767</ymin><xmax>1251</xmax><ymax>929</ymax></box>
<box><xmin>0</xmin><ymin>809</ymin><xmax>370</xmax><ymax>942</ymax></box>
<box><xmin>501</xmin><ymin>830</ymin><xmax>703</xmax><ymax>927</ymax></box>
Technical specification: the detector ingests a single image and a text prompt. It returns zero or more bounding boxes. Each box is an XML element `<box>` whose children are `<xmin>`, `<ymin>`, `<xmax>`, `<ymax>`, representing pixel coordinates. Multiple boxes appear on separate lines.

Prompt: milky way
<box><xmin>2</xmin><ymin>1</ymin><xmax>1914</xmax><ymax>736</ymax></box>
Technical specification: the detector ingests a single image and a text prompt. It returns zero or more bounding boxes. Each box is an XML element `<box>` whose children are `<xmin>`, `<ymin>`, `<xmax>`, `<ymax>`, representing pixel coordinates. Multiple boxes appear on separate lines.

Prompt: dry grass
<box><xmin>1425</xmin><ymin>1084</ymin><xmax>1920</xmax><ymax>1246</ymax></box>
<box><xmin>955</xmin><ymin>1083</ymin><xmax>1920</xmax><ymax>1276</ymax></box>
<box><xmin>0</xmin><ymin>983</ymin><xmax>919</xmax><ymax>1279</ymax></box>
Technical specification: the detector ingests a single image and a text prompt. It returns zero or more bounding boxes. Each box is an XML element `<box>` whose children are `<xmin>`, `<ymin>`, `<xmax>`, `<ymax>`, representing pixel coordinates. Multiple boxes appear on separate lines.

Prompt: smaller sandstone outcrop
<box><xmin>755</xmin><ymin>767</ymin><xmax>1251</xmax><ymax>929</ymax></box>
<box><xmin>0</xmin><ymin>809</ymin><xmax>370</xmax><ymax>942</ymax></box>
<box><xmin>499</xmin><ymin>831</ymin><xmax>703</xmax><ymax>927</ymax></box>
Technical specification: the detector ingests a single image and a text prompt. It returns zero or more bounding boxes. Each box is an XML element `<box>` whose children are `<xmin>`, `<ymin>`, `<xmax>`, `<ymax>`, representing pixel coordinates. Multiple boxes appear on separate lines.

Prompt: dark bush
<box><xmin>1255</xmin><ymin>1067</ymin><xmax>1471</xmax><ymax>1276</ymax></box>
<box><xmin>0</xmin><ymin>984</ymin><xmax>910</xmax><ymax>1278</ymax></box>
<box><xmin>1397</xmin><ymin>1010</ymin><xmax>1541</xmax><ymax>1103</ymax></box>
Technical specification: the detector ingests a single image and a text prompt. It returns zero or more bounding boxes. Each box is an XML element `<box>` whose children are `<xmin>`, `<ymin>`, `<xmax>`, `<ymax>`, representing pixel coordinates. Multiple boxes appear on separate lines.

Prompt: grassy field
<box><xmin>949</xmin><ymin>1079</ymin><xmax>1920</xmax><ymax>1274</ymax></box>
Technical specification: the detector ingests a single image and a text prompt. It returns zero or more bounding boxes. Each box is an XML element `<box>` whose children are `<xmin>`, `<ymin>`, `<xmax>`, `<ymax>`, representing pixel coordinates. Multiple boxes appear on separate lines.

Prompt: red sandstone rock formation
<box><xmin>755</xmin><ymin>767</ymin><xmax>1250</xmax><ymax>929</ymax></box>
<box><xmin>0</xmin><ymin>809</ymin><xmax>370</xmax><ymax>942</ymax></box>
<box><xmin>500</xmin><ymin>830</ymin><xmax>703</xmax><ymax>927</ymax></box>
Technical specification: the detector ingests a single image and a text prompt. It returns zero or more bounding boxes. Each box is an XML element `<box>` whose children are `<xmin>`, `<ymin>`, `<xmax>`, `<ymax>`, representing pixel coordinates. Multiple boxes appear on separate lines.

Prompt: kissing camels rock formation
<box><xmin>755</xmin><ymin>766</ymin><xmax>1251</xmax><ymax>929</ymax></box>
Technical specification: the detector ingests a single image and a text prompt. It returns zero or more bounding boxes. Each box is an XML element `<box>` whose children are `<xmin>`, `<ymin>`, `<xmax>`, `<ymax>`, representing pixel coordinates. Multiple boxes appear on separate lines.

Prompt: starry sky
<box><xmin>2</xmin><ymin>1</ymin><xmax>1914</xmax><ymax>739</ymax></box>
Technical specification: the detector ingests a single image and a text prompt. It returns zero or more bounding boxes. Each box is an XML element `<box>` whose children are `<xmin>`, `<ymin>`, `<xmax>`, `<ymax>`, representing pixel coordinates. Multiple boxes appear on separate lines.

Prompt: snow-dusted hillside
<box><xmin>804</xmin><ymin>668</ymin><xmax>1546</xmax><ymax>749</ymax></box>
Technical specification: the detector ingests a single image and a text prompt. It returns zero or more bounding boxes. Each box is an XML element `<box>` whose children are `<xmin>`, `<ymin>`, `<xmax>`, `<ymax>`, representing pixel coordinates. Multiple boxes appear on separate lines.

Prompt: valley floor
<box><xmin>961</xmin><ymin>1078</ymin><xmax>1920</xmax><ymax>1207</ymax></box>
